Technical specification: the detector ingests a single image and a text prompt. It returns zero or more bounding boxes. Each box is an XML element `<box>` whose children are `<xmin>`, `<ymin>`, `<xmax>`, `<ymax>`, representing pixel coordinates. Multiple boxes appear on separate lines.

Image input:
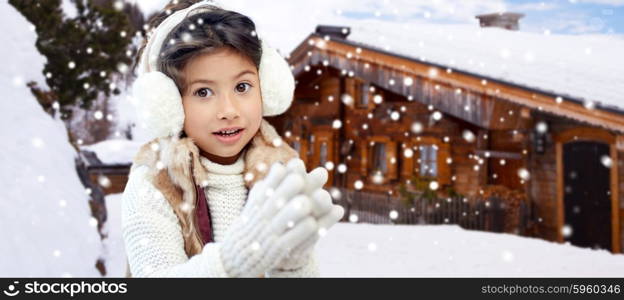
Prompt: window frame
<box><xmin>401</xmin><ymin>136</ymin><xmax>451</xmax><ymax>185</ymax></box>
<box><xmin>363</xmin><ymin>136</ymin><xmax>397</xmax><ymax>185</ymax></box>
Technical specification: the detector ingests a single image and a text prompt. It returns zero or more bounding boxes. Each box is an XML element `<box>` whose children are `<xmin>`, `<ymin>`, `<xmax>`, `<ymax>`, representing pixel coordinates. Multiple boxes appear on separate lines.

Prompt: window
<box><xmin>307</xmin><ymin>134</ymin><xmax>315</xmax><ymax>156</ymax></box>
<box><xmin>363</xmin><ymin>137</ymin><xmax>397</xmax><ymax>181</ymax></box>
<box><xmin>372</xmin><ymin>143</ymin><xmax>387</xmax><ymax>174</ymax></box>
<box><xmin>401</xmin><ymin>137</ymin><xmax>451</xmax><ymax>185</ymax></box>
<box><xmin>358</xmin><ymin>82</ymin><xmax>370</xmax><ymax>108</ymax></box>
<box><xmin>291</xmin><ymin>141</ymin><xmax>301</xmax><ymax>153</ymax></box>
<box><xmin>418</xmin><ymin>145</ymin><xmax>438</xmax><ymax>177</ymax></box>
<box><xmin>319</xmin><ymin>142</ymin><xmax>328</xmax><ymax>167</ymax></box>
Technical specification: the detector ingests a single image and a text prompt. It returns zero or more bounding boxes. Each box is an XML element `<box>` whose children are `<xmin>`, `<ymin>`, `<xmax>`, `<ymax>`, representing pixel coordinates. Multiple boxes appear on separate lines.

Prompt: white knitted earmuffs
<box><xmin>132</xmin><ymin>0</ymin><xmax>294</xmax><ymax>140</ymax></box>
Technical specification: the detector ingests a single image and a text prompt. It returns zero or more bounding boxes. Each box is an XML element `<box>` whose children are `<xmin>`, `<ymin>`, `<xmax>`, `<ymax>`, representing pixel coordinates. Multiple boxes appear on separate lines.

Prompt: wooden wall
<box><xmin>279</xmin><ymin>68</ymin><xmax>495</xmax><ymax>197</ymax></box>
<box><xmin>277</xmin><ymin>64</ymin><xmax>623</xmax><ymax>252</ymax></box>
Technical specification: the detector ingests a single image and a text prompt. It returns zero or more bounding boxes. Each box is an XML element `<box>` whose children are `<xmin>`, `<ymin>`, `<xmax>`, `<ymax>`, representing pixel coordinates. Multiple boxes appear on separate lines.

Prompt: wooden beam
<box><xmin>474</xmin><ymin>150</ymin><xmax>523</xmax><ymax>160</ymax></box>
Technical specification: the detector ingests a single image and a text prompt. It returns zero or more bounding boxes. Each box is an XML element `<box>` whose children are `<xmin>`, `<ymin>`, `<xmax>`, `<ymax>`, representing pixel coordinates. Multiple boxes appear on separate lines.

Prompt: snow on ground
<box><xmin>317</xmin><ymin>223</ymin><xmax>624</xmax><ymax>277</ymax></box>
<box><xmin>103</xmin><ymin>192</ymin><xmax>624</xmax><ymax>277</ymax></box>
<box><xmin>101</xmin><ymin>194</ymin><xmax>126</xmax><ymax>277</ymax></box>
<box><xmin>0</xmin><ymin>2</ymin><xmax>103</xmax><ymax>277</ymax></box>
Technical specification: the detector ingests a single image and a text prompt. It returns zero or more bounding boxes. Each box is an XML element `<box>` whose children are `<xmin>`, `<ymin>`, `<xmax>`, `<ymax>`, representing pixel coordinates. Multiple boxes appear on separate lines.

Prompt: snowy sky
<box><xmin>127</xmin><ymin>0</ymin><xmax>624</xmax><ymax>54</ymax></box>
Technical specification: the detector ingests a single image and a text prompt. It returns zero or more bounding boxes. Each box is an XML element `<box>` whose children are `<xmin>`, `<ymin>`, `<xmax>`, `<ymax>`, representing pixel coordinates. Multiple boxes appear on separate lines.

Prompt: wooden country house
<box><xmin>266</xmin><ymin>15</ymin><xmax>624</xmax><ymax>253</ymax></box>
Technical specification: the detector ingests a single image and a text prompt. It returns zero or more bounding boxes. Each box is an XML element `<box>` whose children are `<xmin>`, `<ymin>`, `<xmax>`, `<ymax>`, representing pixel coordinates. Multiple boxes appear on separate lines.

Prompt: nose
<box><xmin>216</xmin><ymin>92</ymin><xmax>239</xmax><ymax>120</ymax></box>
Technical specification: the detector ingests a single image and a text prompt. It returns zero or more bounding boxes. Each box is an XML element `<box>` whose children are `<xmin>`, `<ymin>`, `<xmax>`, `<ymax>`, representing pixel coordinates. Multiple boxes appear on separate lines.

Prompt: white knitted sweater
<box><xmin>121</xmin><ymin>152</ymin><xmax>320</xmax><ymax>277</ymax></box>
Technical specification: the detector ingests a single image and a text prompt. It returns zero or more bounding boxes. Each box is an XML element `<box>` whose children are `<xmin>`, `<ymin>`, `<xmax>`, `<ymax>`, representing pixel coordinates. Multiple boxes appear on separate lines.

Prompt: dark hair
<box><xmin>133</xmin><ymin>0</ymin><xmax>262</xmax><ymax>96</ymax></box>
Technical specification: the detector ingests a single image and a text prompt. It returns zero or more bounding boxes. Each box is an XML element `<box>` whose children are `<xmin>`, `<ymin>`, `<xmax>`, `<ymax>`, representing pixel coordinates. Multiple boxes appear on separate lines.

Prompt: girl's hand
<box><xmin>271</xmin><ymin>159</ymin><xmax>345</xmax><ymax>271</ymax></box>
<box><xmin>217</xmin><ymin>162</ymin><xmax>319</xmax><ymax>277</ymax></box>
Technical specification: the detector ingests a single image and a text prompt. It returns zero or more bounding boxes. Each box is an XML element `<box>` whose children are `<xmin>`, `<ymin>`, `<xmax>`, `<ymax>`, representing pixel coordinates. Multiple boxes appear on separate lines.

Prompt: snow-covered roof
<box><xmin>340</xmin><ymin>20</ymin><xmax>624</xmax><ymax>112</ymax></box>
<box><xmin>80</xmin><ymin>139</ymin><xmax>144</xmax><ymax>165</ymax></box>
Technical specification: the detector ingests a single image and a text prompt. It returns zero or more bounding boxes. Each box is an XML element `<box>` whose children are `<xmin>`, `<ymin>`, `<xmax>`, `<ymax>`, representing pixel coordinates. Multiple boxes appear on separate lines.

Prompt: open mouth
<box><xmin>213</xmin><ymin>128</ymin><xmax>244</xmax><ymax>137</ymax></box>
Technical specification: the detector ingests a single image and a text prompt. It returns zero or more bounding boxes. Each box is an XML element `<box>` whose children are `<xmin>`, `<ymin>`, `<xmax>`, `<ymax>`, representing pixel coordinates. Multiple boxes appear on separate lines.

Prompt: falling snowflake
<box><xmin>584</xmin><ymin>100</ymin><xmax>595</xmax><ymax>110</ymax></box>
<box><xmin>117</xmin><ymin>63</ymin><xmax>129</xmax><ymax>74</ymax></box>
<box><xmin>332</xmin><ymin>119</ymin><xmax>342</xmax><ymax>129</ymax></box>
<box><xmin>179</xmin><ymin>202</ymin><xmax>192</xmax><ymax>212</ymax></box>
<box><xmin>601</xmin><ymin>155</ymin><xmax>612</xmax><ymax>168</ymax></box>
<box><xmin>89</xmin><ymin>217</ymin><xmax>98</xmax><ymax>227</ymax></box>
<box><xmin>501</xmin><ymin>250</ymin><xmax>515</xmax><ymax>262</ymax></box>
<box><xmin>429</xmin><ymin>181</ymin><xmax>439</xmax><ymax>190</ymax></box>
<box><xmin>113</xmin><ymin>0</ymin><xmax>124</xmax><ymax>11</ymax></box>
<box><xmin>373</xmin><ymin>94</ymin><xmax>383</xmax><ymax>104</ymax></box>
<box><xmin>329</xmin><ymin>187</ymin><xmax>342</xmax><ymax>200</ymax></box>
<box><xmin>372</xmin><ymin>171</ymin><xmax>384</xmax><ymax>184</ymax></box>
<box><xmin>517</xmin><ymin>168</ymin><xmax>530</xmax><ymax>180</ymax></box>
<box><xmin>390</xmin><ymin>111</ymin><xmax>400</xmax><ymax>121</ymax></box>
<box><xmin>31</xmin><ymin>137</ymin><xmax>44</xmax><ymax>148</ymax></box>
<box><xmin>561</xmin><ymin>224</ymin><xmax>573</xmax><ymax>238</ymax></box>
<box><xmin>98</xmin><ymin>175</ymin><xmax>111</xmax><ymax>188</ymax></box>
<box><xmin>349</xmin><ymin>213</ymin><xmax>359</xmax><ymax>223</ymax></box>
<box><xmin>432</xmin><ymin>111</ymin><xmax>442</xmax><ymax>121</ymax></box>
<box><xmin>181</xmin><ymin>32</ymin><xmax>193</xmax><ymax>43</ymax></box>
<box><xmin>428</xmin><ymin>67</ymin><xmax>438</xmax><ymax>78</ymax></box>
<box><xmin>403</xmin><ymin>148</ymin><xmax>414</xmax><ymax>158</ymax></box>
<box><xmin>244</xmin><ymin>172</ymin><xmax>255</xmax><ymax>182</ymax></box>
<box><xmin>341</xmin><ymin>94</ymin><xmax>354</xmax><ymax>106</ymax></box>
<box><xmin>462</xmin><ymin>129</ymin><xmax>476</xmax><ymax>143</ymax></box>
<box><xmin>318</xmin><ymin>227</ymin><xmax>328</xmax><ymax>237</ymax></box>
<box><xmin>94</xmin><ymin>110</ymin><xmax>103</xmax><ymax>120</ymax></box>
<box><xmin>403</xmin><ymin>76</ymin><xmax>413</xmax><ymax>86</ymax></box>
<box><xmin>272</xmin><ymin>137</ymin><xmax>283</xmax><ymax>147</ymax></box>
<box><xmin>256</xmin><ymin>162</ymin><xmax>268</xmax><ymax>172</ymax></box>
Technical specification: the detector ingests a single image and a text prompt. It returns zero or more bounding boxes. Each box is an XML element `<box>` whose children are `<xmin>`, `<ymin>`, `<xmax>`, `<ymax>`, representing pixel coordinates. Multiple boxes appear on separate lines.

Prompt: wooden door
<box><xmin>563</xmin><ymin>141</ymin><xmax>611</xmax><ymax>250</ymax></box>
<box><xmin>310</xmin><ymin>130</ymin><xmax>334</xmax><ymax>187</ymax></box>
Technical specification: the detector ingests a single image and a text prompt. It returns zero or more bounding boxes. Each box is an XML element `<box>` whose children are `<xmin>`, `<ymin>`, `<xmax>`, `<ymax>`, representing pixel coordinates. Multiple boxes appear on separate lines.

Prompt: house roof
<box><xmin>289</xmin><ymin>20</ymin><xmax>624</xmax><ymax>133</ymax></box>
<box><xmin>346</xmin><ymin>20</ymin><xmax>624</xmax><ymax>111</ymax></box>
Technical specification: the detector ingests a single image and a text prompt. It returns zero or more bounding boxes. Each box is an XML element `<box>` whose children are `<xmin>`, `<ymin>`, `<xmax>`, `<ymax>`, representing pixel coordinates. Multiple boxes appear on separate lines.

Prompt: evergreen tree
<box><xmin>9</xmin><ymin>0</ymin><xmax>135</xmax><ymax>120</ymax></box>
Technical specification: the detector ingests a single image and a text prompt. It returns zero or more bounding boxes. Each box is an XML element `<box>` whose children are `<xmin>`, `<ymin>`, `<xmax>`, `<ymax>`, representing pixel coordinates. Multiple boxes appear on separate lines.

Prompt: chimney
<box><xmin>475</xmin><ymin>12</ymin><xmax>525</xmax><ymax>31</ymax></box>
<box><xmin>315</xmin><ymin>25</ymin><xmax>351</xmax><ymax>39</ymax></box>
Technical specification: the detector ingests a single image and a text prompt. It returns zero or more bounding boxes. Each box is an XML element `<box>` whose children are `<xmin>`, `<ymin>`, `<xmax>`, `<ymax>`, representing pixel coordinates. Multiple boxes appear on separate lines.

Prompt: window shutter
<box><xmin>360</xmin><ymin>140</ymin><xmax>368</xmax><ymax>176</ymax></box>
<box><xmin>300</xmin><ymin>139</ymin><xmax>309</xmax><ymax>167</ymax></box>
<box><xmin>387</xmin><ymin>141</ymin><xmax>397</xmax><ymax>180</ymax></box>
<box><xmin>345</xmin><ymin>78</ymin><xmax>356</xmax><ymax>106</ymax></box>
<box><xmin>437</xmin><ymin>142</ymin><xmax>451</xmax><ymax>185</ymax></box>
<box><xmin>401</xmin><ymin>143</ymin><xmax>413</xmax><ymax>179</ymax></box>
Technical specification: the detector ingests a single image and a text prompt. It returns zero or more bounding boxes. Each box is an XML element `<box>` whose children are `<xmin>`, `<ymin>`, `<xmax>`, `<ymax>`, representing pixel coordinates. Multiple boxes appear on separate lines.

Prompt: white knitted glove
<box><xmin>218</xmin><ymin>162</ymin><xmax>319</xmax><ymax>277</ymax></box>
<box><xmin>272</xmin><ymin>159</ymin><xmax>345</xmax><ymax>271</ymax></box>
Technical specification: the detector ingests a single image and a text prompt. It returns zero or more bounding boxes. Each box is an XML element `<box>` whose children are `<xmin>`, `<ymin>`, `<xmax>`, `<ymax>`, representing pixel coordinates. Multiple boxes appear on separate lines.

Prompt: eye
<box><xmin>193</xmin><ymin>87</ymin><xmax>213</xmax><ymax>98</ymax></box>
<box><xmin>236</xmin><ymin>82</ymin><xmax>252</xmax><ymax>94</ymax></box>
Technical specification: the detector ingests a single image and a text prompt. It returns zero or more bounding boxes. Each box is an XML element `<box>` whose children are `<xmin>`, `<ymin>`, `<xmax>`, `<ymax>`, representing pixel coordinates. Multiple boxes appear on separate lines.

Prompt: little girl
<box><xmin>121</xmin><ymin>0</ymin><xmax>343</xmax><ymax>277</ymax></box>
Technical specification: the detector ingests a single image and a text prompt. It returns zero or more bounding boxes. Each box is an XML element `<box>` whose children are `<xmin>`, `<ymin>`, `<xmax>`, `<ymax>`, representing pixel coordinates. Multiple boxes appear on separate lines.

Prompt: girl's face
<box><xmin>181</xmin><ymin>47</ymin><xmax>262</xmax><ymax>164</ymax></box>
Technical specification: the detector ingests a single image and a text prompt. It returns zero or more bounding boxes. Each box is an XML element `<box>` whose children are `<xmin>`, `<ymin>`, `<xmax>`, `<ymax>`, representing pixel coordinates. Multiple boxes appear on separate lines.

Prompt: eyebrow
<box><xmin>188</xmin><ymin>70</ymin><xmax>256</xmax><ymax>87</ymax></box>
